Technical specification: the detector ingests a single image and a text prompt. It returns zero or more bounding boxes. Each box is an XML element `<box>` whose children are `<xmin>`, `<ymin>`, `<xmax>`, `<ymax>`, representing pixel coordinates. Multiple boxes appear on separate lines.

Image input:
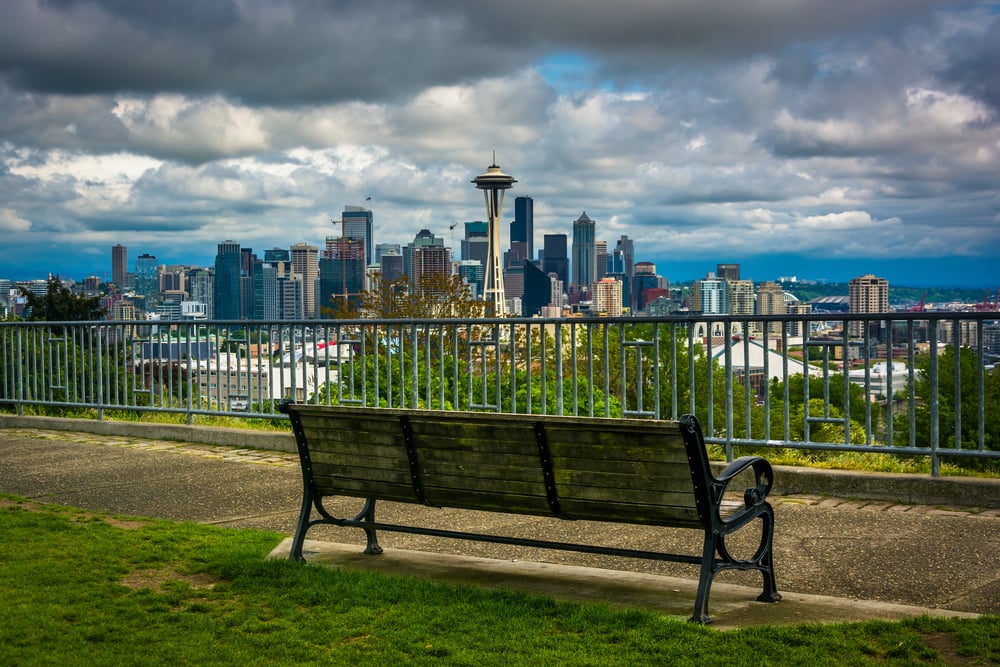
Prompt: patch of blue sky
<box><xmin>537</xmin><ymin>51</ymin><xmax>649</xmax><ymax>95</ymax></box>
<box><xmin>537</xmin><ymin>51</ymin><xmax>600</xmax><ymax>93</ymax></box>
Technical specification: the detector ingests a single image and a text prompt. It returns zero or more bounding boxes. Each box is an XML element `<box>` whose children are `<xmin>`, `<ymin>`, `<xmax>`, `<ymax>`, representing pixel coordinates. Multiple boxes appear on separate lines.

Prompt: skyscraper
<box><xmin>320</xmin><ymin>237</ymin><xmax>365</xmax><ymax>314</ymax></box>
<box><xmin>290</xmin><ymin>243</ymin><xmax>318</xmax><ymax>318</ymax></box>
<box><xmin>511</xmin><ymin>196</ymin><xmax>533</xmax><ymax>261</ymax></box>
<box><xmin>756</xmin><ymin>281</ymin><xmax>786</xmax><ymax>336</ymax></box>
<box><xmin>187</xmin><ymin>268</ymin><xmax>214</xmax><ymax>316</ymax></box>
<box><xmin>380</xmin><ymin>252</ymin><xmax>404</xmax><ymax>284</ymax></box>
<box><xmin>412</xmin><ymin>243</ymin><xmax>450</xmax><ymax>284</ymax></box>
<box><xmin>716</xmin><ymin>263</ymin><xmax>741</xmax><ymax>282</ymax></box>
<box><xmin>633</xmin><ymin>261</ymin><xmax>660</xmax><ymax>311</ymax></box>
<box><xmin>134</xmin><ymin>253</ymin><xmax>158</xmax><ymax>309</ymax></box>
<box><xmin>264</xmin><ymin>247</ymin><xmax>290</xmax><ymax>265</ymax></box>
<box><xmin>375</xmin><ymin>243</ymin><xmax>400</xmax><ymax>265</ymax></box>
<box><xmin>462</xmin><ymin>221</ymin><xmax>489</xmax><ymax>270</ymax></box>
<box><xmin>111</xmin><ymin>244</ymin><xmax>127</xmax><ymax>287</ymax></box>
<box><xmin>727</xmin><ymin>279</ymin><xmax>755</xmax><ymax>316</ymax></box>
<box><xmin>342</xmin><ymin>206</ymin><xmax>374</xmax><ymax>266</ymax></box>
<box><xmin>252</xmin><ymin>261</ymin><xmax>279</xmax><ymax>320</ymax></box>
<box><xmin>571</xmin><ymin>212</ymin><xmax>596</xmax><ymax>295</ymax></box>
<box><xmin>615</xmin><ymin>235</ymin><xmax>635</xmax><ymax>310</ymax></box>
<box><xmin>522</xmin><ymin>261</ymin><xmax>552</xmax><ymax>317</ymax></box>
<box><xmin>849</xmin><ymin>273</ymin><xmax>889</xmax><ymax>337</ymax></box>
<box><xmin>213</xmin><ymin>241</ymin><xmax>242</xmax><ymax>320</ymax></box>
<box><xmin>457</xmin><ymin>260</ymin><xmax>485</xmax><ymax>299</ymax></box>
<box><xmin>694</xmin><ymin>273</ymin><xmax>727</xmax><ymax>315</ymax></box>
<box><xmin>542</xmin><ymin>234</ymin><xmax>568</xmax><ymax>287</ymax></box>
<box><xmin>404</xmin><ymin>229</ymin><xmax>445</xmax><ymax>280</ymax></box>
<box><xmin>593</xmin><ymin>277</ymin><xmax>623</xmax><ymax>316</ymax></box>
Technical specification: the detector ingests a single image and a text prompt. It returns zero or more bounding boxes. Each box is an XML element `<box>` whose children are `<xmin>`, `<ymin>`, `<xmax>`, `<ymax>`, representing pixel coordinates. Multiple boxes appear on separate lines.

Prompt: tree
<box><xmin>20</xmin><ymin>277</ymin><xmax>105</xmax><ymax>324</ymax></box>
<box><xmin>895</xmin><ymin>346</ymin><xmax>1000</xmax><ymax>463</ymax></box>
<box><xmin>323</xmin><ymin>272</ymin><xmax>485</xmax><ymax>320</ymax></box>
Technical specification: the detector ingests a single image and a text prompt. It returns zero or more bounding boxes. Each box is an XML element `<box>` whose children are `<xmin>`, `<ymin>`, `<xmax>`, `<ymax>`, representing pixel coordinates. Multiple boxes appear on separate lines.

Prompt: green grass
<box><xmin>1</xmin><ymin>495</ymin><xmax>997</xmax><ymax>666</ymax></box>
<box><xmin>717</xmin><ymin>444</ymin><xmax>1000</xmax><ymax>478</ymax></box>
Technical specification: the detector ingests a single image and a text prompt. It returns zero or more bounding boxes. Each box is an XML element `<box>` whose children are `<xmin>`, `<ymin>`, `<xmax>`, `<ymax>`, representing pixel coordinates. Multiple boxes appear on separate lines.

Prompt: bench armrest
<box><xmin>713</xmin><ymin>456</ymin><xmax>775</xmax><ymax>510</ymax></box>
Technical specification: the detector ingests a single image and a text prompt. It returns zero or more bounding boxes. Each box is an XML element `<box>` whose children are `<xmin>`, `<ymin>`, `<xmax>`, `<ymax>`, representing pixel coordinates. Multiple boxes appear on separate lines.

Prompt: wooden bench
<box><xmin>278</xmin><ymin>401</ymin><xmax>781</xmax><ymax>623</ymax></box>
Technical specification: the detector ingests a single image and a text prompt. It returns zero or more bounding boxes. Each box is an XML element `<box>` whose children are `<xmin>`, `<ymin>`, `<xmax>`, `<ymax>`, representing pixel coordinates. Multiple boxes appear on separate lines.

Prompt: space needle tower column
<box><xmin>472</xmin><ymin>158</ymin><xmax>516</xmax><ymax>317</ymax></box>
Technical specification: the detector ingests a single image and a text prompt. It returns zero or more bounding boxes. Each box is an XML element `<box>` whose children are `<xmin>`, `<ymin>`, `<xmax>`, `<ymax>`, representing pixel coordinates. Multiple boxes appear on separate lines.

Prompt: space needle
<box><xmin>472</xmin><ymin>156</ymin><xmax>516</xmax><ymax>317</ymax></box>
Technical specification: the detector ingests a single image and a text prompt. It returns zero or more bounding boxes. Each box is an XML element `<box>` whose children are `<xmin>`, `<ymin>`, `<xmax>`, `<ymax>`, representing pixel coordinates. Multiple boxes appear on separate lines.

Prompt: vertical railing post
<box><xmin>953</xmin><ymin>317</ymin><xmax>962</xmax><ymax>453</ymax></box>
<box><xmin>928</xmin><ymin>318</ymin><xmax>940</xmax><ymax>477</ymax></box>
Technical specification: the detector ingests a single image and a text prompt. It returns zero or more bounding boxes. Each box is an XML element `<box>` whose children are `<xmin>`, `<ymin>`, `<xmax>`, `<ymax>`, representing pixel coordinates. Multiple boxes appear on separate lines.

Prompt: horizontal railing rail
<box><xmin>2</xmin><ymin>312</ymin><xmax>998</xmax><ymax>476</ymax></box>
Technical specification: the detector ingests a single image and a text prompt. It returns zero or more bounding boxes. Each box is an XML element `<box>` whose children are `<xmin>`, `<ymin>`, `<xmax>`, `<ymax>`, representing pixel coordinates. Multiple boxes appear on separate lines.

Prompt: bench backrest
<box><xmin>285</xmin><ymin>405</ymin><xmax>706</xmax><ymax>529</ymax></box>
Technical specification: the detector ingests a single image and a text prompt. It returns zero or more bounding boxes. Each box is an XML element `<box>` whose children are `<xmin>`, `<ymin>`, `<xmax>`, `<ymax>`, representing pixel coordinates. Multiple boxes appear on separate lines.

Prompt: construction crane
<box><xmin>972</xmin><ymin>288</ymin><xmax>999</xmax><ymax>312</ymax></box>
<box><xmin>903</xmin><ymin>292</ymin><xmax>926</xmax><ymax>313</ymax></box>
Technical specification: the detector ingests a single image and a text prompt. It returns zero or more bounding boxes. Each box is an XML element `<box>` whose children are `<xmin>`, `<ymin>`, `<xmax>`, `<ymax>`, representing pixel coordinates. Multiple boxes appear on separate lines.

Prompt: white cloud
<box><xmin>0</xmin><ymin>208</ymin><xmax>31</xmax><ymax>231</ymax></box>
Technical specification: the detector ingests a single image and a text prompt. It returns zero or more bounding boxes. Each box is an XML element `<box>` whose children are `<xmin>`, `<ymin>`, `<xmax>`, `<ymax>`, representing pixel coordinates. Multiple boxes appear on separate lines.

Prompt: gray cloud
<box><xmin>0</xmin><ymin>0</ymin><xmax>997</xmax><ymax>286</ymax></box>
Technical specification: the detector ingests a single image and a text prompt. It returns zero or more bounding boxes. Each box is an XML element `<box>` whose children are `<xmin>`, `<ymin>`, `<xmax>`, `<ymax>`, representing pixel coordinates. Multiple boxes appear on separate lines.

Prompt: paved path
<box><xmin>2</xmin><ymin>426</ymin><xmax>997</xmax><ymax>626</ymax></box>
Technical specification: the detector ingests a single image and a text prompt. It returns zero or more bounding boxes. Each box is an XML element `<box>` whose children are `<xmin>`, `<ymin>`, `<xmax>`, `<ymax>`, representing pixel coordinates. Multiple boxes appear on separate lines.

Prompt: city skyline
<box><xmin>0</xmin><ymin>1</ymin><xmax>998</xmax><ymax>289</ymax></box>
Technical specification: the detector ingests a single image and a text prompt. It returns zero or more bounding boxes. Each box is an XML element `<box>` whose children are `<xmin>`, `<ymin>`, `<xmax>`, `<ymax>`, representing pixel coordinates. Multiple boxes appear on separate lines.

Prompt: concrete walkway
<box><xmin>1</xmin><ymin>418</ymin><xmax>997</xmax><ymax>628</ymax></box>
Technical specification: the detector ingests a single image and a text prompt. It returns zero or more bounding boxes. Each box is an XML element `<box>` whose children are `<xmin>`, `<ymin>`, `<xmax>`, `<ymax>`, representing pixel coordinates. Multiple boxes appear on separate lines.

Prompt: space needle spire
<box><xmin>472</xmin><ymin>156</ymin><xmax>516</xmax><ymax>317</ymax></box>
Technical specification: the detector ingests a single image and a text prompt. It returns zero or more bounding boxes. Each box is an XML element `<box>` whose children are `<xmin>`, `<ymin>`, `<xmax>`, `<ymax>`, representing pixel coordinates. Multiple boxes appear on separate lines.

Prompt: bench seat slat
<box><xmin>557</xmin><ymin>484</ymin><xmax>698</xmax><ymax>508</ymax></box>
<box><xmin>421</xmin><ymin>488</ymin><xmax>553</xmax><ymax>514</ymax></box>
<box><xmin>552</xmin><ymin>459</ymin><xmax>693</xmax><ymax>484</ymax></box>
<box><xmin>420</xmin><ymin>473</ymin><xmax>546</xmax><ymax>496</ymax></box>
<box><xmin>311</xmin><ymin>474</ymin><xmax>418</xmax><ymax>503</ymax></box>
<box><xmin>308</xmin><ymin>445</ymin><xmax>410</xmax><ymax>465</ymax></box>
<box><xmin>311</xmin><ymin>462</ymin><xmax>411</xmax><ymax>486</ymax></box>
<box><xmin>420</xmin><ymin>462</ymin><xmax>547</xmax><ymax>485</ymax></box>
<box><xmin>558</xmin><ymin>499</ymin><xmax>703</xmax><ymax>527</ymax></box>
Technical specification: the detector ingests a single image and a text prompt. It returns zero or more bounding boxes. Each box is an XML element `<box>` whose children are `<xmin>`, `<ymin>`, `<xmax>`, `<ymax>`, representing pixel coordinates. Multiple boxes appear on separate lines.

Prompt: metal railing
<box><xmin>2</xmin><ymin>312</ymin><xmax>998</xmax><ymax>475</ymax></box>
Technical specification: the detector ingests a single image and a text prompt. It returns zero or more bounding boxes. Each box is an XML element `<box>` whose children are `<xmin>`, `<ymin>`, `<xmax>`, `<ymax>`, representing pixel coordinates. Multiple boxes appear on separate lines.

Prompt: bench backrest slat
<box><xmin>287</xmin><ymin>405</ymin><xmax>708</xmax><ymax>527</ymax></box>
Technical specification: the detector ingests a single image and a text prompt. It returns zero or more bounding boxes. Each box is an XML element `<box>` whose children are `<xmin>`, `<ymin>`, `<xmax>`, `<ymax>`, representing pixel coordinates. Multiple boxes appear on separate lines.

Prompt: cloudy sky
<box><xmin>1</xmin><ymin>0</ymin><xmax>998</xmax><ymax>288</ymax></box>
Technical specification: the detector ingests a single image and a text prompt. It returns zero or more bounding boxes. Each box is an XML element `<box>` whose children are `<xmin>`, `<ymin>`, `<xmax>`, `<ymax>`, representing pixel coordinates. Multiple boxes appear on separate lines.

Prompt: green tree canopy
<box><xmin>323</xmin><ymin>273</ymin><xmax>486</xmax><ymax>320</ymax></box>
<box><xmin>20</xmin><ymin>278</ymin><xmax>105</xmax><ymax>322</ymax></box>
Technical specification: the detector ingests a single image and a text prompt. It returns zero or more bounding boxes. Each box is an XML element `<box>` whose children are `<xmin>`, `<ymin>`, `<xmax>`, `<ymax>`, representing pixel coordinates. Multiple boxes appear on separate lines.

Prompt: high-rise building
<box><xmin>404</xmin><ymin>229</ymin><xmax>445</xmax><ymax>279</ymax></box>
<box><xmin>187</xmin><ymin>268</ymin><xmax>214</xmax><ymax>317</ymax></box>
<box><xmin>727</xmin><ymin>279</ymin><xmax>755</xmax><ymax>316</ymax></box>
<box><xmin>461</xmin><ymin>222</ymin><xmax>488</xmax><ymax>263</ymax></box>
<box><xmin>111</xmin><ymin>244</ymin><xmax>127</xmax><ymax>287</ymax></box>
<box><xmin>375</xmin><ymin>243</ymin><xmax>401</xmax><ymax>265</ymax></box>
<box><xmin>457</xmin><ymin>260</ymin><xmax>484</xmax><ymax>299</ymax></box>
<box><xmin>504</xmin><ymin>264</ymin><xmax>524</xmax><ymax>305</ymax></box>
<box><xmin>239</xmin><ymin>248</ymin><xmax>256</xmax><ymax>319</ymax></box>
<box><xmin>320</xmin><ymin>237</ymin><xmax>365</xmax><ymax>313</ymax></box>
<box><xmin>633</xmin><ymin>261</ymin><xmax>660</xmax><ymax>311</ymax></box>
<box><xmin>849</xmin><ymin>274</ymin><xmax>889</xmax><ymax>337</ymax></box>
<box><xmin>522</xmin><ymin>261</ymin><xmax>552</xmax><ymax>317</ymax></box>
<box><xmin>290</xmin><ymin>243</ymin><xmax>318</xmax><ymax>318</ymax></box>
<box><xmin>571</xmin><ymin>212</ymin><xmax>596</xmax><ymax>295</ymax></box>
<box><xmin>694</xmin><ymin>273</ymin><xmax>727</xmax><ymax>315</ymax></box>
<box><xmin>252</xmin><ymin>261</ymin><xmax>279</xmax><ymax>320</ymax></box>
<box><xmin>614</xmin><ymin>235</ymin><xmax>635</xmax><ymax>310</ymax></box>
<box><xmin>593</xmin><ymin>277</ymin><xmax>623</xmax><ymax>316</ymax></box>
<box><xmin>786</xmin><ymin>302</ymin><xmax>813</xmax><ymax>337</ymax></box>
<box><xmin>542</xmin><ymin>234</ymin><xmax>568</xmax><ymax>287</ymax></box>
<box><xmin>717</xmin><ymin>263</ymin><xmax>741</xmax><ymax>282</ymax></box>
<box><xmin>595</xmin><ymin>240</ymin><xmax>609</xmax><ymax>283</ymax></box>
<box><xmin>756</xmin><ymin>281</ymin><xmax>786</xmax><ymax>336</ymax></box>
<box><xmin>213</xmin><ymin>241</ymin><xmax>242</xmax><ymax>320</ymax></box>
<box><xmin>380</xmin><ymin>252</ymin><xmax>404</xmax><ymax>283</ymax></box>
<box><xmin>277</xmin><ymin>276</ymin><xmax>302</xmax><ymax>320</ymax></box>
<box><xmin>134</xmin><ymin>253</ymin><xmax>159</xmax><ymax>309</ymax></box>
<box><xmin>511</xmin><ymin>196</ymin><xmax>533</xmax><ymax>261</ymax></box>
<box><xmin>264</xmin><ymin>247</ymin><xmax>290</xmax><ymax>263</ymax></box>
<box><xmin>342</xmin><ymin>206</ymin><xmax>374</xmax><ymax>267</ymax></box>
<box><xmin>412</xmin><ymin>243</ymin><xmax>450</xmax><ymax>285</ymax></box>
